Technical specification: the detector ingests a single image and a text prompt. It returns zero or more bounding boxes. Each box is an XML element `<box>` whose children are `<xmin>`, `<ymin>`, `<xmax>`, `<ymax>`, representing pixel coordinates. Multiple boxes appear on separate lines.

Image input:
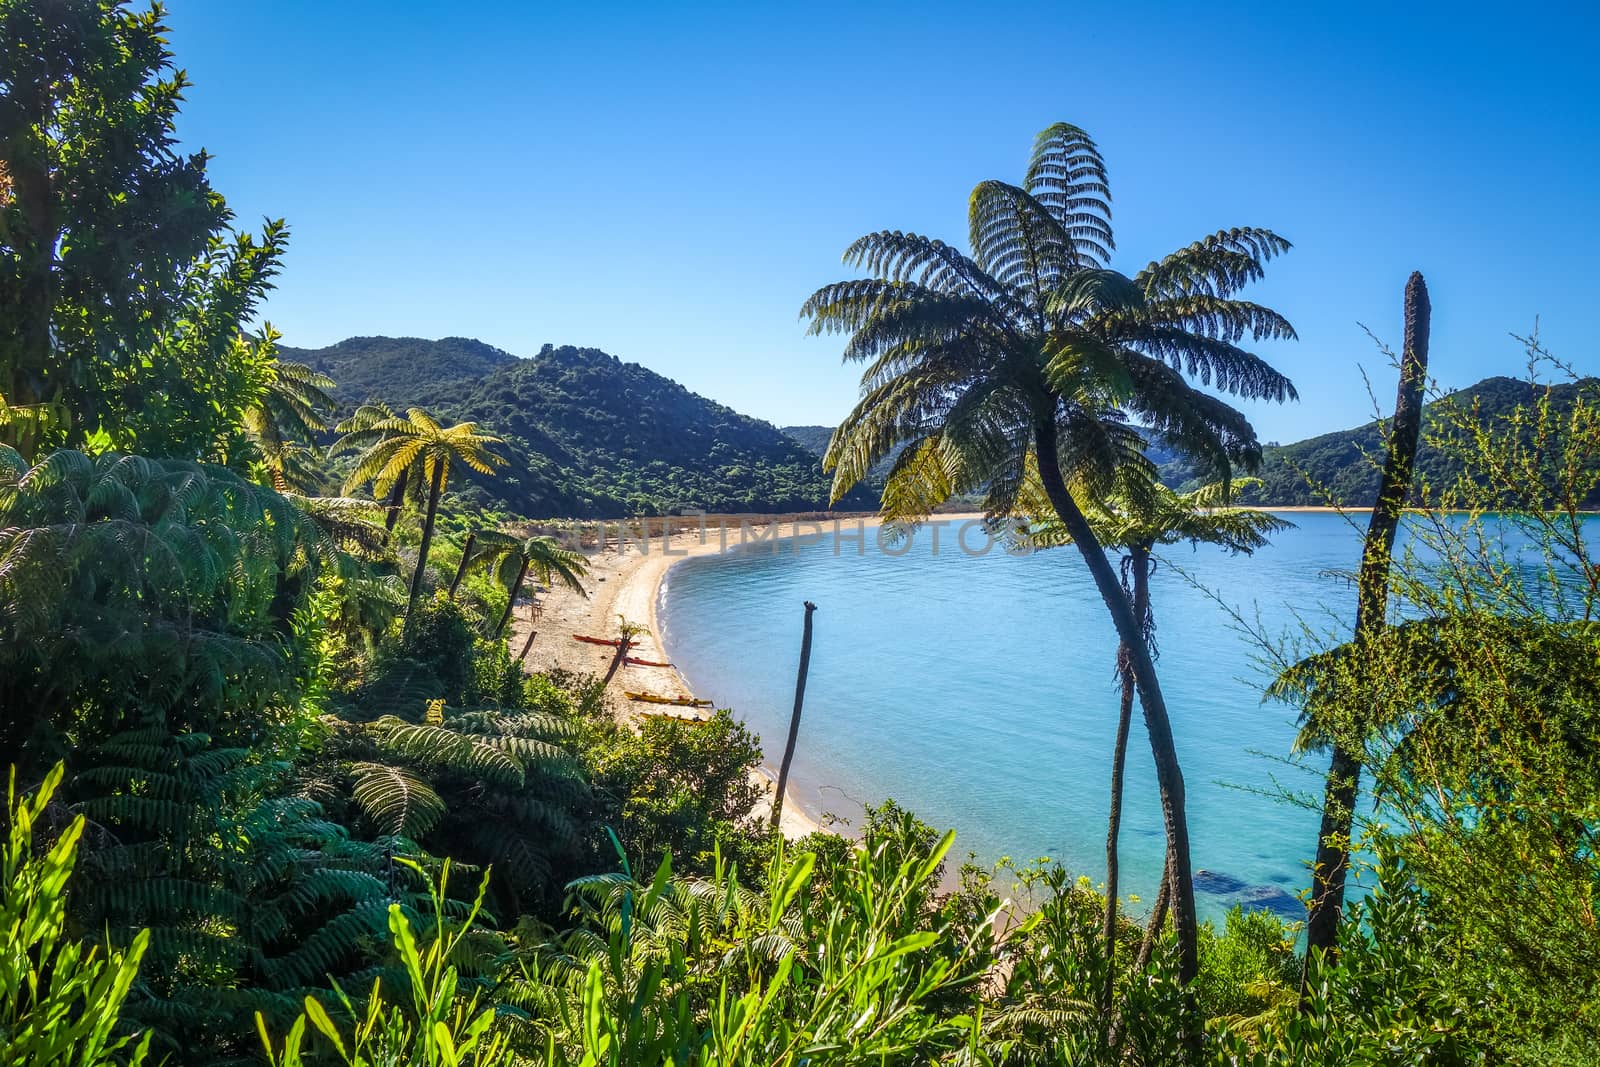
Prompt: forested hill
<box><xmin>1211</xmin><ymin>375</ymin><xmax>1600</xmax><ymax>506</ymax></box>
<box><xmin>281</xmin><ymin>335</ymin><xmax>519</xmax><ymax>404</ymax></box>
<box><xmin>283</xmin><ymin>336</ymin><xmax>874</xmax><ymax>517</ymax></box>
<box><xmin>780</xmin><ymin>425</ymin><xmax>834</xmax><ymax>457</ymax></box>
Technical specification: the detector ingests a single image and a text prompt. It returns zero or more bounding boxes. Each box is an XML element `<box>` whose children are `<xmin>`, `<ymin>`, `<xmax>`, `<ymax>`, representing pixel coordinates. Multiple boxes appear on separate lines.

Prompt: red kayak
<box><xmin>572</xmin><ymin>634</ymin><xmax>623</xmax><ymax>647</ymax></box>
<box><xmin>625</xmin><ymin>657</ymin><xmax>674</xmax><ymax>668</ymax></box>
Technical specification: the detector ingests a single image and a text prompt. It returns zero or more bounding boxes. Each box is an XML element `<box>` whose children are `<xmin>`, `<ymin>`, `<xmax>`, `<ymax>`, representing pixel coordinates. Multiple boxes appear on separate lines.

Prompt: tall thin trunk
<box><xmin>405</xmin><ymin>461</ymin><xmax>445</xmax><ymax>623</ymax></box>
<box><xmin>1101</xmin><ymin>546</ymin><xmax>1150</xmax><ymax>1016</ymax></box>
<box><xmin>771</xmin><ymin>601</ymin><xmax>817</xmax><ymax>832</ymax></box>
<box><xmin>1135</xmin><ymin>849</ymin><xmax>1174</xmax><ymax>973</ymax></box>
<box><xmin>448</xmin><ymin>532</ymin><xmax>477</xmax><ymax>600</ymax></box>
<box><xmin>383</xmin><ymin>468</ymin><xmax>409</xmax><ymax>539</ymax></box>
<box><xmin>516</xmin><ymin>623</ymin><xmax>539</xmax><ymax>662</ymax></box>
<box><xmin>494</xmin><ymin>558</ymin><xmax>530</xmax><ymax>638</ymax></box>
<box><xmin>1032</xmin><ymin>420</ymin><xmax>1200</xmax><ymax>988</ymax></box>
<box><xmin>1302</xmin><ymin>272</ymin><xmax>1432</xmax><ymax>982</ymax></box>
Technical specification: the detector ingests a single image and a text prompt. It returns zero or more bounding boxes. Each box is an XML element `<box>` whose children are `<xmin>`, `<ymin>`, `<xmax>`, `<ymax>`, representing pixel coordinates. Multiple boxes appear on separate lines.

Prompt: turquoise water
<box><xmin>659</xmin><ymin>513</ymin><xmax>1378</xmax><ymax>923</ymax></box>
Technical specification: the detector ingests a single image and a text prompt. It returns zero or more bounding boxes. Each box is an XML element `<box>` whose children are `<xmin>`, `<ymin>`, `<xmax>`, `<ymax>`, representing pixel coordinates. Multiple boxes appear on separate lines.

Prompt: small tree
<box><xmin>337</xmin><ymin>406</ymin><xmax>506</xmax><ymax>621</ymax></box>
<box><xmin>0</xmin><ymin>0</ymin><xmax>289</xmax><ymax>456</ymax></box>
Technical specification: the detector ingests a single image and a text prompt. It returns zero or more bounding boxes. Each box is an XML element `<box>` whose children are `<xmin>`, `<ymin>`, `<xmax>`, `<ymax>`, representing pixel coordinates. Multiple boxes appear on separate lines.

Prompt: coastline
<box><xmin>511</xmin><ymin>512</ymin><xmax>989</xmax><ymax>841</ymax></box>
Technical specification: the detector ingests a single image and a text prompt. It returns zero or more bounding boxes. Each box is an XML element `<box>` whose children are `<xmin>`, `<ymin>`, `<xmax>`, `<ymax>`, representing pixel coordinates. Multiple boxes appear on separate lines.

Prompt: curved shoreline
<box><xmin>510</xmin><ymin>507</ymin><xmax>1318</xmax><ymax>842</ymax></box>
<box><xmin>513</xmin><ymin>517</ymin><xmax>901</xmax><ymax>840</ymax></box>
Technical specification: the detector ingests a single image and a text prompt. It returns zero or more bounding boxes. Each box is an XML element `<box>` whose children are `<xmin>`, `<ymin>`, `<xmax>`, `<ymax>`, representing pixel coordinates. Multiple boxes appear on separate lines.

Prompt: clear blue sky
<box><xmin>164</xmin><ymin>1</ymin><xmax>1598</xmax><ymax>443</ymax></box>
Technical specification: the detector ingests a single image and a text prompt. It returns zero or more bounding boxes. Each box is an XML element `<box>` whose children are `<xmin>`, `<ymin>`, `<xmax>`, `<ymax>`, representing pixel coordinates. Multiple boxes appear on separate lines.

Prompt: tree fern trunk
<box><xmin>383</xmin><ymin>467</ymin><xmax>409</xmax><ymax>539</ymax></box>
<box><xmin>1101</xmin><ymin>546</ymin><xmax>1149</xmax><ymax>1016</ymax></box>
<box><xmin>406</xmin><ymin>462</ymin><xmax>445</xmax><ymax>623</ymax></box>
<box><xmin>494</xmin><ymin>558</ymin><xmax>530</xmax><ymax>638</ymax></box>
<box><xmin>771</xmin><ymin>601</ymin><xmax>817</xmax><ymax>831</ymax></box>
<box><xmin>1032</xmin><ymin>421</ymin><xmax>1199</xmax><ymax>988</ymax></box>
<box><xmin>448</xmin><ymin>532</ymin><xmax>476</xmax><ymax>600</ymax></box>
<box><xmin>1135</xmin><ymin>848</ymin><xmax>1174</xmax><ymax>973</ymax></box>
<box><xmin>1302</xmin><ymin>272</ymin><xmax>1431</xmax><ymax>980</ymax></box>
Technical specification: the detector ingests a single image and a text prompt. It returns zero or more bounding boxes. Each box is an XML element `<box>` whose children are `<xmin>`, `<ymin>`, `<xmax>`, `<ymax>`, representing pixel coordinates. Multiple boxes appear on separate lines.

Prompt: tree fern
<box><xmin>804</xmin><ymin>120</ymin><xmax>1298</xmax><ymax>988</ymax></box>
<box><xmin>335</xmin><ymin>702</ymin><xmax>592</xmax><ymax>916</ymax></box>
<box><xmin>0</xmin><ymin>447</ymin><xmax>331</xmax><ymax>768</ymax></box>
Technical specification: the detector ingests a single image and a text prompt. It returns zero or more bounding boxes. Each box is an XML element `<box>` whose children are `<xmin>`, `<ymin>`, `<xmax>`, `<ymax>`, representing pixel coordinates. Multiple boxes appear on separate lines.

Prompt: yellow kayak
<box><xmin>625</xmin><ymin>691</ymin><xmax>713</xmax><ymax>708</ymax></box>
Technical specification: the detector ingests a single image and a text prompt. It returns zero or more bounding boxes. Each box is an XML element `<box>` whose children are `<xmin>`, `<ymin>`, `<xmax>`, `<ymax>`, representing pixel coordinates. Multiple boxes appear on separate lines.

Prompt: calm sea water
<box><xmin>658</xmin><ymin>513</ymin><xmax>1386</xmax><ymax>923</ymax></box>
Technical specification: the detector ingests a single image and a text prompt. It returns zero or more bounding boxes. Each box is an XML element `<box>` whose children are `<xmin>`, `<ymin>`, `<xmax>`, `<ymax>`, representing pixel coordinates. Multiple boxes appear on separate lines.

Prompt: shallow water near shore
<box><xmin>659</xmin><ymin>511</ymin><xmax>1566</xmax><ymax>924</ymax></box>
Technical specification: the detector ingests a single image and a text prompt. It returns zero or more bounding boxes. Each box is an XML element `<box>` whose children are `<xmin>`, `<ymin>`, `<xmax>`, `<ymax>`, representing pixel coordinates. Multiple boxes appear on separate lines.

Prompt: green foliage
<box><xmin>0</xmin><ymin>447</ymin><xmax>326</xmax><ymax>767</ymax></box>
<box><xmin>1194</xmin><ymin>908</ymin><xmax>1298</xmax><ymax>1024</ymax></box>
<box><xmin>340</xmin><ymin>701</ymin><xmax>590</xmax><ymax>914</ymax></box>
<box><xmin>66</xmin><ymin>728</ymin><xmax>395</xmax><ymax>1056</ymax></box>
<box><xmin>586</xmin><ymin>709</ymin><xmax>768</xmax><ymax>874</ymax></box>
<box><xmin>806</xmin><ymin>122</ymin><xmax>1293</xmax><ymax>524</ymax></box>
<box><xmin>1263</xmin><ymin>356</ymin><xmax>1600</xmax><ymax>1062</ymax></box>
<box><xmin>365</xmin><ymin>596</ymin><xmax>482</xmax><ymax>708</ymax></box>
<box><xmin>526</xmin><ymin>823</ymin><xmax>997</xmax><ymax>1067</ymax></box>
<box><xmin>334</xmin><ymin>402</ymin><xmax>507</xmax><ymax>618</ymax></box>
<box><xmin>245</xmin><ymin>357</ymin><xmax>339</xmax><ymax>492</ymax></box>
<box><xmin>4</xmin><ymin>10</ymin><xmax>1594</xmax><ymax>1058</ymax></box>
<box><xmin>1219</xmin><ymin>863</ymin><xmax>1486</xmax><ymax>1065</ymax></box>
<box><xmin>283</xmin><ymin>335</ymin><xmax>520</xmax><ymax>410</ymax></box>
<box><xmin>2</xmin><ymin>764</ymin><xmax>153</xmax><ymax>1066</ymax></box>
<box><xmin>260</xmin><ymin>860</ymin><xmax>514</xmax><ymax>1067</ymax></box>
<box><xmin>0</xmin><ymin>0</ymin><xmax>289</xmax><ymax>456</ymax></box>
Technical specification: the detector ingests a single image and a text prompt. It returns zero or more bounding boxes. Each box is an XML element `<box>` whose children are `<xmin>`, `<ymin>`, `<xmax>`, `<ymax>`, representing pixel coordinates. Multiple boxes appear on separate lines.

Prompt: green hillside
<box><xmin>780</xmin><ymin>424</ymin><xmax>834</xmax><ymax>457</ymax></box>
<box><xmin>290</xmin><ymin>337</ymin><xmax>873</xmax><ymax>517</ymax></box>
<box><xmin>280</xmin><ymin>335</ymin><xmax>519</xmax><ymax>405</ymax></box>
<box><xmin>1220</xmin><ymin>376</ymin><xmax>1600</xmax><ymax>506</ymax></box>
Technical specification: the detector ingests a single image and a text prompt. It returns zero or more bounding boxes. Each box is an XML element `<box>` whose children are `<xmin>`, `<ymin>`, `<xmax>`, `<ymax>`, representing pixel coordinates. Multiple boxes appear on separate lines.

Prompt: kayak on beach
<box><xmin>573</xmin><ymin>634</ymin><xmax>623</xmax><ymax>647</ymax></box>
<box><xmin>625</xmin><ymin>691</ymin><xmax>714</xmax><ymax>708</ymax></box>
<box><xmin>625</xmin><ymin>657</ymin><xmax>675</xmax><ymax>668</ymax></box>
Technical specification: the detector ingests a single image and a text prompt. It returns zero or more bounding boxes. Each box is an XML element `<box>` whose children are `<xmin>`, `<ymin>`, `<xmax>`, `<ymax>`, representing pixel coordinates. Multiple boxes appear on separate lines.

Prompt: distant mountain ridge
<box><xmin>1224</xmin><ymin>375</ymin><xmax>1600</xmax><ymax>507</ymax></box>
<box><xmin>786</xmin><ymin>376</ymin><xmax>1600</xmax><ymax>509</ymax></box>
<box><xmin>282</xmin><ymin>336</ymin><xmax>874</xmax><ymax>518</ymax></box>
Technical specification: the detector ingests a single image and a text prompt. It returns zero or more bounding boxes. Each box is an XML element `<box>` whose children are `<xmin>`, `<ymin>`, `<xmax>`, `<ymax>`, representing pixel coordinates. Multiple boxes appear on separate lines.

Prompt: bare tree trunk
<box><xmin>448</xmin><ymin>532</ymin><xmax>477</xmax><ymax>600</ymax></box>
<box><xmin>771</xmin><ymin>601</ymin><xmax>817</xmax><ymax>832</ymax></box>
<box><xmin>1302</xmin><ymin>272</ymin><xmax>1431</xmax><ymax>988</ymax></box>
<box><xmin>516</xmin><ymin>623</ymin><xmax>539</xmax><ymax>662</ymax></box>
<box><xmin>405</xmin><ymin>463</ymin><xmax>445</xmax><ymax>624</ymax></box>
<box><xmin>494</xmin><ymin>558</ymin><xmax>530</xmax><ymax>638</ymax></box>
<box><xmin>1101</xmin><ymin>547</ymin><xmax>1150</xmax><ymax>1017</ymax></box>
<box><xmin>1032</xmin><ymin>420</ymin><xmax>1199</xmax><ymax>990</ymax></box>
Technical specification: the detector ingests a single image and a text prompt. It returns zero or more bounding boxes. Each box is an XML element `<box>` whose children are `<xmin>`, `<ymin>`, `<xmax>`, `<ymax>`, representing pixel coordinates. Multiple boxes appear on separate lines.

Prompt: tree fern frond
<box><xmin>350</xmin><ymin>762</ymin><xmax>447</xmax><ymax>836</ymax></box>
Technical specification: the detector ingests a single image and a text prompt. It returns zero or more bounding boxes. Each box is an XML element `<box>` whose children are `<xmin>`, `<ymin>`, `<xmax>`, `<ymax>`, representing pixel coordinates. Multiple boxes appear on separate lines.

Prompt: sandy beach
<box><xmin>508</xmin><ymin>516</ymin><xmax>873</xmax><ymax>840</ymax></box>
<box><xmin>507</xmin><ymin>512</ymin><xmax>993</xmax><ymax>840</ymax></box>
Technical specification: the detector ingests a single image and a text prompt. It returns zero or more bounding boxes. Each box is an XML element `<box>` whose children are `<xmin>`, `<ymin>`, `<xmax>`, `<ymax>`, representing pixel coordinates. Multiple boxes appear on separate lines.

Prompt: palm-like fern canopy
<box><xmin>493</xmin><ymin>536</ymin><xmax>590</xmax><ymax>597</ymax></box>
<box><xmin>244</xmin><ymin>360</ymin><xmax>336</xmax><ymax>492</ymax></box>
<box><xmin>804</xmin><ymin>122</ymin><xmax>1296</xmax><ymax>522</ymax></box>
<box><xmin>338</xmin><ymin>406</ymin><xmax>505</xmax><ymax>499</ymax></box>
<box><xmin>1021</xmin><ymin>474</ymin><xmax>1293</xmax><ymax>557</ymax></box>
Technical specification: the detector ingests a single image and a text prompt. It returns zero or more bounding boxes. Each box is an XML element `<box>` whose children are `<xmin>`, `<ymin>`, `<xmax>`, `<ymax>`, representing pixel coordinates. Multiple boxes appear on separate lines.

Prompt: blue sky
<box><xmin>164</xmin><ymin>1</ymin><xmax>1598</xmax><ymax>443</ymax></box>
